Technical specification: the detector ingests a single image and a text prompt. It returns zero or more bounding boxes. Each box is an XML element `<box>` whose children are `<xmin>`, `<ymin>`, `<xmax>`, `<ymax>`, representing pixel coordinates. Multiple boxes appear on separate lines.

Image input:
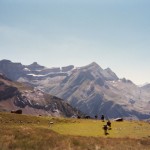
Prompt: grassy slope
<box><xmin>52</xmin><ymin>119</ymin><xmax>150</xmax><ymax>138</ymax></box>
<box><xmin>0</xmin><ymin>112</ymin><xmax>150</xmax><ymax>150</ymax></box>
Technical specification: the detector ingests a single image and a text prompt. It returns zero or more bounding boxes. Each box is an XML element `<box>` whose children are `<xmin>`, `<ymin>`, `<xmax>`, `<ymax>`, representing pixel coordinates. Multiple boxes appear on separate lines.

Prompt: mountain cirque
<box><xmin>0</xmin><ymin>59</ymin><xmax>150</xmax><ymax>119</ymax></box>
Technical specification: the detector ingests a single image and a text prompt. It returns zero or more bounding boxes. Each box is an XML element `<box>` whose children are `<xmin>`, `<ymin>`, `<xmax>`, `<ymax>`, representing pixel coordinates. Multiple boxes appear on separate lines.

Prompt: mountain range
<box><xmin>0</xmin><ymin>59</ymin><xmax>150</xmax><ymax>120</ymax></box>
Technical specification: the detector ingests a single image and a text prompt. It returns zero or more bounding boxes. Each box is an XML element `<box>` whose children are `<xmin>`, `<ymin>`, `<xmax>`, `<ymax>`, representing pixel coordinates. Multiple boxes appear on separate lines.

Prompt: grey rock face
<box><xmin>0</xmin><ymin>60</ymin><xmax>24</xmax><ymax>80</ymax></box>
<box><xmin>62</xmin><ymin>65</ymin><xmax>74</xmax><ymax>72</ymax></box>
<box><xmin>27</xmin><ymin>62</ymin><xmax>45</xmax><ymax>71</ymax></box>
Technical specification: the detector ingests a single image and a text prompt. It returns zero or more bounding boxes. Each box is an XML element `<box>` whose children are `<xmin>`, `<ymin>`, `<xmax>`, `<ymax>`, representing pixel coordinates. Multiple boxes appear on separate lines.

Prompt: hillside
<box><xmin>0</xmin><ymin>59</ymin><xmax>150</xmax><ymax>119</ymax></box>
<box><xmin>0</xmin><ymin>74</ymin><xmax>80</xmax><ymax>117</ymax></box>
<box><xmin>0</xmin><ymin>112</ymin><xmax>150</xmax><ymax>150</ymax></box>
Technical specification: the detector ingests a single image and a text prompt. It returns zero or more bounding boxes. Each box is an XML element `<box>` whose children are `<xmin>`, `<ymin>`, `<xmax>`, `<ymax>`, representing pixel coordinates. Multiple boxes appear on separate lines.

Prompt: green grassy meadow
<box><xmin>0</xmin><ymin>112</ymin><xmax>150</xmax><ymax>150</ymax></box>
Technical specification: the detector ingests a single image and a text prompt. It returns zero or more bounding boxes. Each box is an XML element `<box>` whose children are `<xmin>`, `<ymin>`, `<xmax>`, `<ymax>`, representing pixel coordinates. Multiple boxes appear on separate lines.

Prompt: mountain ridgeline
<box><xmin>0</xmin><ymin>59</ymin><xmax>150</xmax><ymax>120</ymax></box>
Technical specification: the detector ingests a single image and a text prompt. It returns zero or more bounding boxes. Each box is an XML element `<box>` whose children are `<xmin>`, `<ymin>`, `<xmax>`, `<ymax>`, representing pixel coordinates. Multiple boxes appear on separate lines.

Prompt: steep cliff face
<box><xmin>27</xmin><ymin>62</ymin><xmax>45</xmax><ymax>71</ymax></box>
<box><xmin>0</xmin><ymin>60</ymin><xmax>25</xmax><ymax>80</ymax></box>
<box><xmin>0</xmin><ymin>82</ymin><xmax>18</xmax><ymax>101</ymax></box>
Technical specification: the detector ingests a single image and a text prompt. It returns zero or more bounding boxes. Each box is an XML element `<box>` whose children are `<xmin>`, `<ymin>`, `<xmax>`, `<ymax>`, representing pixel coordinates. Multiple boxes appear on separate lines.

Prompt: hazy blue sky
<box><xmin>0</xmin><ymin>0</ymin><xmax>150</xmax><ymax>84</ymax></box>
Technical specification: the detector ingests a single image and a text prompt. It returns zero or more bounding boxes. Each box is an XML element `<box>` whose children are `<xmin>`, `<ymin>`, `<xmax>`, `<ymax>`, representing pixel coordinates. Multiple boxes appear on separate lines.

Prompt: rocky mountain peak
<box><xmin>27</xmin><ymin>62</ymin><xmax>45</xmax><ymax>71</ymax></box>
<box><xmin>0</xmin><ymin>59</ymin><xmax>12</xmax><ymax>64</ymax></box>
<box><xmin>29</xmin><ymin>62</ymin><xmax>41</xmax><ymax>67</ymax></box>
<box><xmin>105</xmin><ymin>67</ymin><xmax>112</xmax><ymax>72</ymax></box>
<box><xmin>0</xmin><ymin>59</ymin><xmax>23</xmax><ymax>67</ymax></box>
<box><xmin>141</xmin><ymin>83</ymin><xmax>150</xmax><ymax>91</ymax></box>
<box><xmin>62</xmin><ymin>65</ymin><xmax>74</xmax><ymax>72</ymax></box>
<box><xmin>80</xmin><ymin>62</ymin><xmax>102</xmax><ymax>72</ymax></box>
<box><xmin>121</xmin><ymin>78</ymin><xmax>133</xmax><ymax>84</ymax></box>
<box><xmin>79</xmin><ymin>63</ymin><xmax>118</xmax><ymax>81</ymax></box>
<box><xmin>0</xmin><ymin>60</ymin><xmax>24</xmax><ymax>80</ymax></box>
<box><xmin>31</xmin><ymin>62</ymin><xmax>38</xmax><ymax>65</ymax></box>
<box><xmin>88</xmin><ymin>62</ymin><xmax>101</xmax><ymax>68</ymax></box>
<box><xmin>104</xmin><ymin>67</ymin><xmax>119</xmax><ymax>81</ymax></box>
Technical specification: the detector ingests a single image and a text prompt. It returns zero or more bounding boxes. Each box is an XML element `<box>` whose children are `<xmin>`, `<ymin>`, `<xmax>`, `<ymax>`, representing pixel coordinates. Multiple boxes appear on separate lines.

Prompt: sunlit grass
<box><xmin>51</xmin><ymin>119</ymin><xmax>150</xmax><ymax>138</ymax></box>
<box><xmin>0</xmin><ymin>112</ymin><xmax>150</xmax><ymax>150</ymax></box>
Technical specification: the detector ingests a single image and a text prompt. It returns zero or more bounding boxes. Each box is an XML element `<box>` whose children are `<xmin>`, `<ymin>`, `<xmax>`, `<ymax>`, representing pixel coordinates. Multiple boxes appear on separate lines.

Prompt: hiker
<box><xmin>77</xmin><ymin>115</ymin><xmax>81</xmax><ymax>119</ymax></box>
<box><xmin>103</xmin><ymin>125</ymin><xmax>108</xmax><ymax>135</ymax></box>
<box><xmin>107</xmin><ymin>120</ymin><xmax>111</xmax><ymax>130</ymax></box>
<box><xmin>95</xmin><ymin>115</ymin><xmax>98</xmax><ymax>119</ymax></box>
<box><xmin>101</xmin><ymin>115</ymin><xmax>105</xmax><ymax>122</ymax></box>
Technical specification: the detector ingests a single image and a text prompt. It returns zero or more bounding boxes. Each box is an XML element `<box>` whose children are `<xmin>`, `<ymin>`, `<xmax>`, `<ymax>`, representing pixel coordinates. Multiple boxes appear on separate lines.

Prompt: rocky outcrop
<box><xmin>62</xmin><ymin>65</ymin><xmax>74</xmax><ymax>72</ymax></box>
<box><xmin>0</xmin><ymin>82</ymin><xmax>19</xmax><ymax>101</ymax></box>
<box><xmin>26</xmin><ymin>62</ymin><xmax>45</xmax><ymax>71</ymax></box>
<box><xmin>0</xmin><ymin>60</ymin><xmax>24</xmax><ymax>80</ymax></box>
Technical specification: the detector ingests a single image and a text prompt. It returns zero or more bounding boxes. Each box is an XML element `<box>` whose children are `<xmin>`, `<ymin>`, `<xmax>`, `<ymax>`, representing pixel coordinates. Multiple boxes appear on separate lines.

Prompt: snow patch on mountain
<box><xmin>23</xmin><ymin>68</ymin><xmax>31</xmax><ymax>72</ymax></box>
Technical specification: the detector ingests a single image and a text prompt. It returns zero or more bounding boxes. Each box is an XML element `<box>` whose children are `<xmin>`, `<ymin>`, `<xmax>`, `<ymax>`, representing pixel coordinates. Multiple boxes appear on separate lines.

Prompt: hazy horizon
<box><xmin>0</xmin><ymin>0</ymin><xmax>150</xmax><ymax>84</ymax></box>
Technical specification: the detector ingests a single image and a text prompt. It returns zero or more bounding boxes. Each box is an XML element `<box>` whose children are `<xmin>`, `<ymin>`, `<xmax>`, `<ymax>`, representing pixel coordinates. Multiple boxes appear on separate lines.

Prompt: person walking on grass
<box><xmin>107</xmin><ymin>120</ymin><xmax>112</xmax><ymax>130</ymax></box>
<box><xmin>101</xmin><ymin>115</ymin><xmax>105</xmax><ymax>122</ymax></box>
<box><xmin>95</xmin><ymin>115</ymin><xmax>98</xmax><ymax>119</ymax></box>
<box><xmin>103</xmin><ymin>125</ymin><xmax>108</xmax><ymax>135</ymax></box>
